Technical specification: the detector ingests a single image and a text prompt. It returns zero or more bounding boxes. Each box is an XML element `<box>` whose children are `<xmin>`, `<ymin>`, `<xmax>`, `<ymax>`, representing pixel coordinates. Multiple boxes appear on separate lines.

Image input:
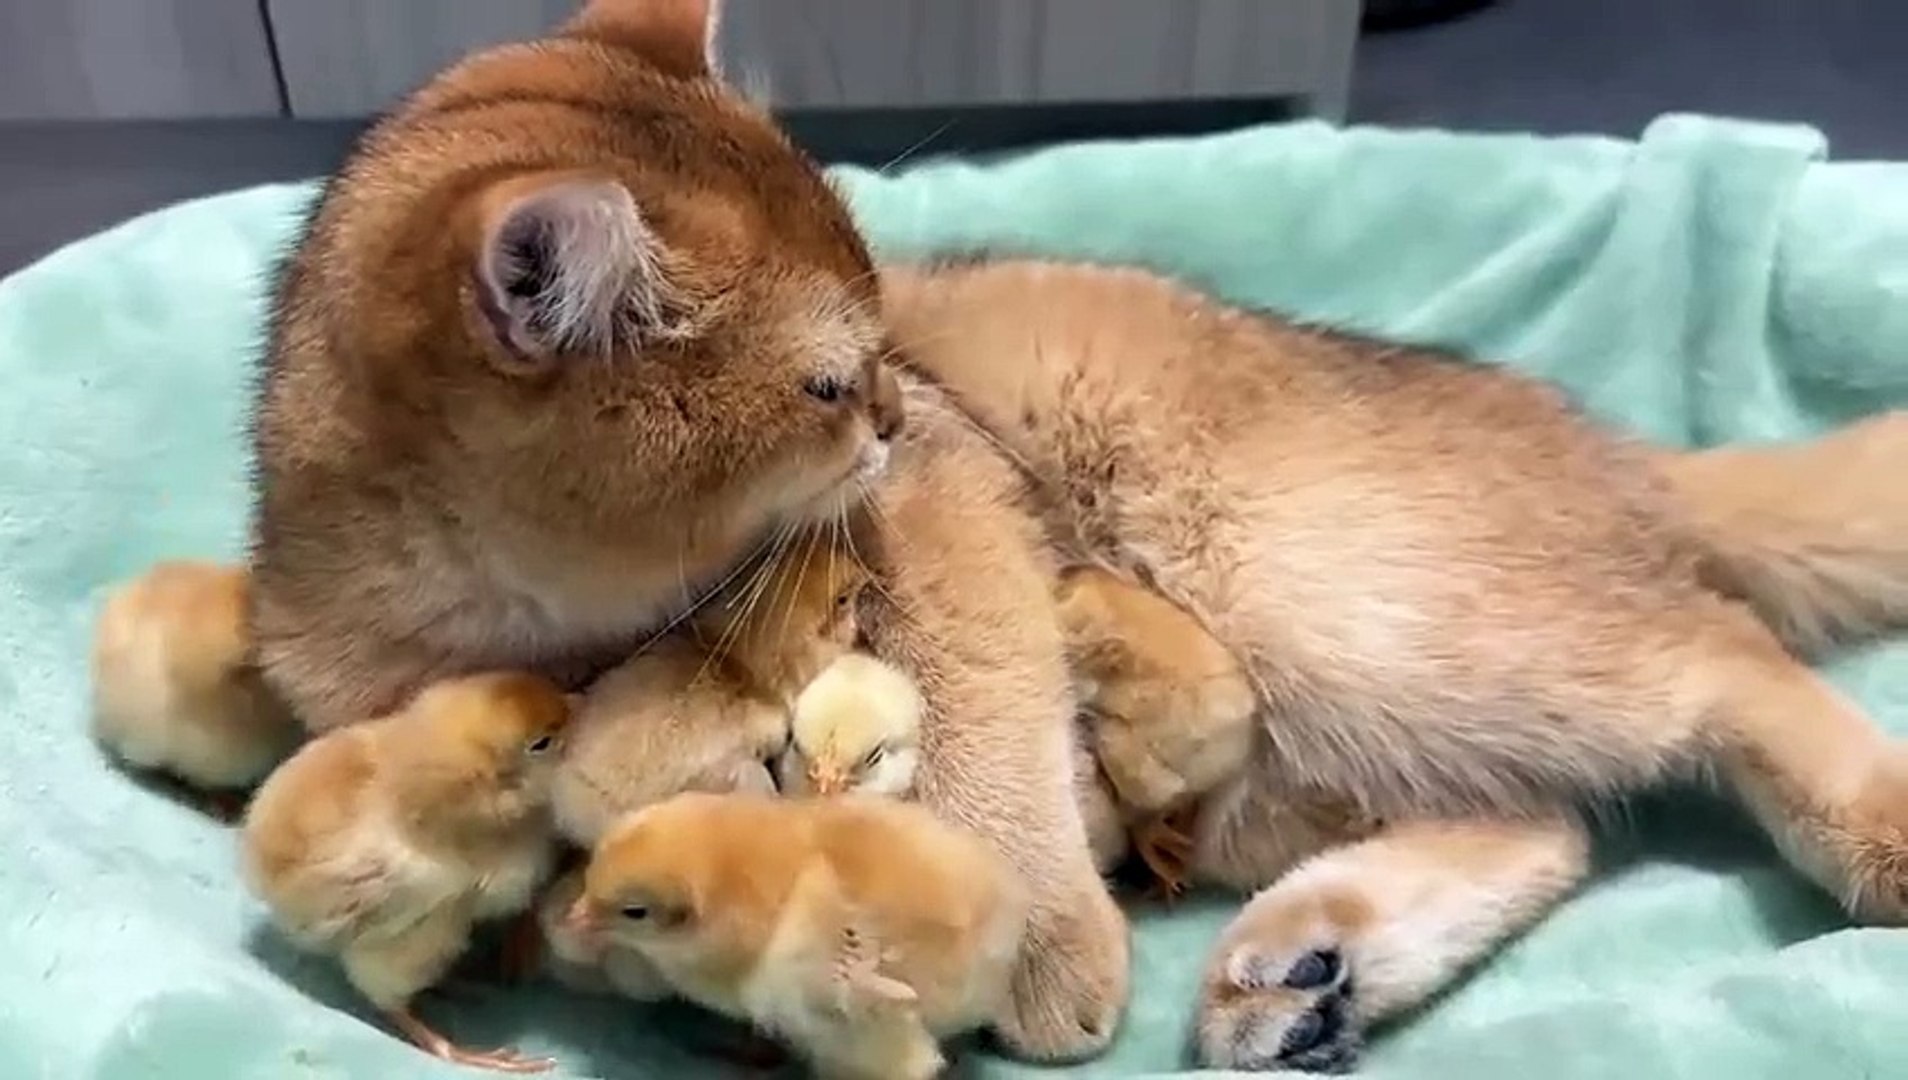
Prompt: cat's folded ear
<box><xmin>563</xmin><ymin>0</ymin><xmax>721</xmax><ymax>79</ymax></box>
<box><xmin>470</xmin><ymin>171</ymin><xmax>675</xmax><ymax>371</ymax></box>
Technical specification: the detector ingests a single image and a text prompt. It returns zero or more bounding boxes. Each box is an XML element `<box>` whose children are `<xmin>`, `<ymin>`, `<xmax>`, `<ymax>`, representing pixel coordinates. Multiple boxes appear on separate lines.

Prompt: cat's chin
<box><xmin>794</xmin><ymin>462</ymin><xmax>881</xmax><ymax>527</ymax></box>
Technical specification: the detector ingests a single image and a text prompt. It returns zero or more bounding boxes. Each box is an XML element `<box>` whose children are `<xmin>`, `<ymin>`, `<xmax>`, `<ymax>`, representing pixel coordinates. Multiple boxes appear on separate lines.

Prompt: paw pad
<box><xmin>1209</xmin><ymin>945</ymin><xmax>1361</xmax><ymax>1073</ymax></box>
<box><xmin>1281</xmin><ymin>948</ymin><xmax>1342</xmax><ymax>990</ymax></box>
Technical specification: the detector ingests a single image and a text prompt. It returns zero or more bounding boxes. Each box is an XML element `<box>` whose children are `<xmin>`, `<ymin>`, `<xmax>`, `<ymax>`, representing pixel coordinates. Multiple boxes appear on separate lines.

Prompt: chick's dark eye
<box><xmin>863</xmin><ymin>746</ymin><xmax>886</xmax><ymax>769</ymax></box>
<box><xmin>525</xmin><ymin>734</ymin><xmax>554</xmax><ymax>754</ymax></box>
<box><xmin>835</xmin><ymin>591</ymin><xmax>853</xmax><ymax>609</ymax></box>
<box><xmin>803</xmin><ymin>375</ymin><xmax>845</xmax><ymax>403</ymax></box>
<box><xmin>620</xmin><ymin>904</ymin><xmax>649</xmax><ymax>921</ymax></box>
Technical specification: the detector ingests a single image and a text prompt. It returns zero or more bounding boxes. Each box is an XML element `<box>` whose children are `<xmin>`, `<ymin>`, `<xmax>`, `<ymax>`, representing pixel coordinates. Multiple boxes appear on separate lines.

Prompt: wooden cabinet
<box><xmin>0</xmin><ymin>0</ymin><xmax>281</xmax><ymax>120</ymax></box>
<box><xmin>0</xmin><ymin>1</ymin><xmax>1360</xmax><ymax>122</ymax></box>
<box><xmin>263</xmin><ymin>0</ymin><xmax>574</xmax><ymax>119</ymax></box>
<box><xmin>719</xmin><ymin>0</ymin><xmax>1357</xmax><ymax>117</ymax></box>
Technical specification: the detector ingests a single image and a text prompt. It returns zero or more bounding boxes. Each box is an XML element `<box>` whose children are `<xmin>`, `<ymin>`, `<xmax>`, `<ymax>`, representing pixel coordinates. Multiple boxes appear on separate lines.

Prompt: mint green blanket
<box><xmin>4</xmin><ymin>114</ymin><xmax>1907</xmax><ymax>1078</ymax></box>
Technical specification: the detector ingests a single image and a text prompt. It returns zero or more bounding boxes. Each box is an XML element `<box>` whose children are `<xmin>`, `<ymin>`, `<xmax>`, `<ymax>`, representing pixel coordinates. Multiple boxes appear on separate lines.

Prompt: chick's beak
<box><xmin>809</xmin><ymin>766</ymin><xmax>844</xmax><ymax>797</ymax></box>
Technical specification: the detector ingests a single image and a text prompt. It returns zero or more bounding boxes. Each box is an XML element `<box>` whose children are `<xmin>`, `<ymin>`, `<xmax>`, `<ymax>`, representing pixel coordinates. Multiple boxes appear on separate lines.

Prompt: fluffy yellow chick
<box><xmin>535</xmin><ymin>868</ymin><xmax>671</xmax><ymax>1002</ymax></box>
<box><xmin>241</xmin><ymin>672</ymin><xmax>572</xmax><ymax>1073</ymax></box>
<box><xmin>568</xmin><ymin>792</ymin><xmax>1029</xmax><ymax>1080</ymax></box>
<box><xmin>1056</xmin><ymin>566</ymin><xmax>1259</xmax><ymax>897</ymax></box>
<box><xmin>90</xmin><ymin>560</ymin><xmax>300</xmax><ymax>812</ymax></box>
<box><xmin>536</xmin><ymin>868</ymin><xmax>793</xmax><ymax>1070</ymax></box>
<box><xmin>779</xmin><ymin>652</ymin><xmax>925</xmax><ymax>798</ymax></box>
<box><xmin>555</xmin><ymin>524</ymin><xmax>876</xmax><ymax>840</ymax></box>
<box><xmin>551</xmin><ymin>635</ymin><xmax>791</xmax><ymax>848</ymax></box>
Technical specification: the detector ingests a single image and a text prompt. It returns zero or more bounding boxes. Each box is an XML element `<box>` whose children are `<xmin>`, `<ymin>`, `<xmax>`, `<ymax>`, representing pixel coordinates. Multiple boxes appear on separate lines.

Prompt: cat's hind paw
<box><xmin>1196</xmin><ymin>943</ymin><xmax>1360</xmax><ymax>1073</ymax></box>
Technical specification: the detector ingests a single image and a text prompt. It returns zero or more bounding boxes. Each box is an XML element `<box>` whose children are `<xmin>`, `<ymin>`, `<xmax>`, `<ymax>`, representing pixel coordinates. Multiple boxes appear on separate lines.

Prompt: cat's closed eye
<box><xmin>803</xmin><ymin>375</ymin><xmax>846</xmax><ymax>403</ymax></box>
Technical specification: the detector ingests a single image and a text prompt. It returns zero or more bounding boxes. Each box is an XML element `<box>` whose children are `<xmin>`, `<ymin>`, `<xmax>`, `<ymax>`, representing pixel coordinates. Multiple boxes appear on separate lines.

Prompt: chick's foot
<box><xmin>387</xmin><ymin>1008</ymin><xmax>555</xmax><ymax>1074</ymax></box>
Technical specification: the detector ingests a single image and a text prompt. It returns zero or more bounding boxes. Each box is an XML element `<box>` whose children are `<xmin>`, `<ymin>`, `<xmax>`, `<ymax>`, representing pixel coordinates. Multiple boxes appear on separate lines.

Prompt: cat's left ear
<box><xmin>470</xmin><ymin>171</ymin><xmax>674</xmax><ymax>370</ymax></box>
<box><xmin>564</xmin><ymin>0</ymin><xmax>722</xmax><ymax>79</ymax></box>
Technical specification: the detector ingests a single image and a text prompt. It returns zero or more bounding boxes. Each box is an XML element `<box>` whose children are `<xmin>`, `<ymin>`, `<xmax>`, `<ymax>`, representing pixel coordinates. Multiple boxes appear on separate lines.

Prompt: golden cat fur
<box><xmin>880</xmin><ymin>259</ymin><xmax>1908</xmax><ymax>1068</ymax></box>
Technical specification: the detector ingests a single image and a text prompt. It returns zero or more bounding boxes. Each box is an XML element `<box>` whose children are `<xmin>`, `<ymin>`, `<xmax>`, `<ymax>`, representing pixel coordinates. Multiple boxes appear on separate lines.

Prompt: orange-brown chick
<box><xmin>535</xmin><ymin>868</ymin><xmax>672</xmax><ymax>1001</ymax></box>
<box><xmin>689</xmin><ymin>523</ymin><xmax>874</xmax><ymax>705</ymax></box>
<box><xmin>1056</xmin><ymin>567</ymin><xmax>1259</xmax><ymax>898</ymax></box>
<box><xmin>569</xmin><ymin>792</ymin><xmax>1029</xmax><ymax>1080</ymax></box>
<box><xmin>90</xmin><ymin>561</ymin><xmax>299</xmax><ymax>811</ymax></box>
<box><xmin>241</xmin><ymin>672</ymin><xmax>572</xmax><ymax>1073</ymax></box>
<box><xmin>1073</xmin><ymin>727</ymin><xmax>1131</xmax><ymax>875</ymax></box>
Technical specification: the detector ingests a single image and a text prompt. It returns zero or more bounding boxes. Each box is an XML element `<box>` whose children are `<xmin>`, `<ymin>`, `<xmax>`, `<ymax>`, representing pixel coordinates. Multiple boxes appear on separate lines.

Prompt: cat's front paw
<box><xmin>1197</xmin><ymin>941</ymin><xmax>1361</xmax><ymax>1073</ymax></box>
<box><xmin>993</xmin><ymin>882</ymin><xmax>1131</xmax><ymax>1061</ymax></box>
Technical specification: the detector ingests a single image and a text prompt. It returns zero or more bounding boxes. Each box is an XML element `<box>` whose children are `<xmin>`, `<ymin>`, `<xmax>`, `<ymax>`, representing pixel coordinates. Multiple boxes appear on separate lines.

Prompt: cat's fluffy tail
<box><xmin>1657</xmin><ymin>411</ymin><xmax>1908</xmax><ymax>655</ymax></box>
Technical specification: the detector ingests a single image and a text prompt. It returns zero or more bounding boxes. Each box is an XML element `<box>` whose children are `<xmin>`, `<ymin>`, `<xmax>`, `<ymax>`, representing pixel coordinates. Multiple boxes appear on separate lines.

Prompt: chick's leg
<box><xmin>1134</xmin><ymin>805</ymin><xmax>1198</xmax><ymax>900</ymax></box>
<box><xmin>385</xmin><ymin>1011</ymin><xmax>552</xmax><ymax>1074</ymax></box>
<box><xmin>343</xmin><ymin>906</ymin><xmax>555</xmax><ymax>1074</ymax></box>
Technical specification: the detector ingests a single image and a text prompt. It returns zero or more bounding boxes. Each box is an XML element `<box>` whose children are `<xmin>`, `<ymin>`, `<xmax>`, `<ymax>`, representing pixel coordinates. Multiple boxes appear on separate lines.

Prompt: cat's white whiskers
<box><xmin>632</xmin><ymin>521</ymin><xmax>786</xmax><ymax>658</ymax></box>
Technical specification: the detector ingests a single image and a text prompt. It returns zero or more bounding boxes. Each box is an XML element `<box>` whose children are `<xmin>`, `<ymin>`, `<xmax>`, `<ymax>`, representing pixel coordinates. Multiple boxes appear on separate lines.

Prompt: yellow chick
<box><xmin>241</xmin><ymin>672</ymin><xmax>572</xmax><ymax>1074</ymax></box>
<box><xmin>779</xmin><ymin>652</ymin><xmax>925</xmax><ymax>798</ymax></box>
<box><xmin>552</xmin><ymin>635</ymin><xmax>790</xmax><ymax>848</ymax></box>
<box><xmin>90</xmin><ymin>560</ymin><xmax>300</xmax><ymax>812</ymax></box>
<box><xmin>535</xmin><ymin>868</ymin><xmax>671</xmax><ymax>1002</ymax></box>
<box><xmin>556</xmin><ymin>523</ymin><xmax>877</xmax><ymax>840</ymax></box>
<box><xmin>1056</xmin><ymin>566</ymin><xmax>1259</xmax><ymax>897</ymax></box>
<box><xmin>535</xmin><ymin>869</ymin><xmax>793</xmax><ymax>1070</ymax></box>
<box><xmin>568</xmin><ymin>792</ymin><xmax>1029</xmax><ymax>1080</ymax></box>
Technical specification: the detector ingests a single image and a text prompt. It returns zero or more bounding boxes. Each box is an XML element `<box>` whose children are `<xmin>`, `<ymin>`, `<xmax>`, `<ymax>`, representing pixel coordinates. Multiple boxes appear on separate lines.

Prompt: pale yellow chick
<box><xmin>551</xmin><ymin>635</ymin><xmax>790</xmax><ymax>848</ymax></box>
<box><xmin>241</xmin><ymin>672</ymin><xmax>572</xmax><ymax>1073</ymax></box>
<box><xmin>91</xmin><ymin>561</ymin><xmax>300</xmax><ymax>810</ymax></box>
<box><xmin>568</xmin><ymin>792</ymin><xmax>1029</xmax><ymax>1080</ymax></box>
<box><xmin>779</xmin><ymin>652</ymin><xmax>925</xmax><ymax>798</ymax></box>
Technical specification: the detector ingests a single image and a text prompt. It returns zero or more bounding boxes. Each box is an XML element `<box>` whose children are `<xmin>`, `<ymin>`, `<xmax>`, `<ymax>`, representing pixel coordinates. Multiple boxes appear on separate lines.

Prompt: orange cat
<box><xmin>236</xmin><ymin>1</ymin><xmax>1908</xmax><ymax>1067</ymax></box>
<box><xmin>250</xmin><ymin>0</ymin><xmax>903</xmax><ymax>734</ymax></box>
<box><xmin>883</xmin><ymin>260</ymin><xmax>1908</xmax><ymax>1069</ymax></box>
<box><xmin>247</xmin><ymin>1</ymin><xmax>1127</xmax><ymax>1058</ymax></box>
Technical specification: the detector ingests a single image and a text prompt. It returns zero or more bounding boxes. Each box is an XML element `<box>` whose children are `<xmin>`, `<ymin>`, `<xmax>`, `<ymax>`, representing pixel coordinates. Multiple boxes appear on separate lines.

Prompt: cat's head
<box><xmin>268</xmin><ymin>0</ymin><xmax>900</xmax><ymax>608</ymax></box>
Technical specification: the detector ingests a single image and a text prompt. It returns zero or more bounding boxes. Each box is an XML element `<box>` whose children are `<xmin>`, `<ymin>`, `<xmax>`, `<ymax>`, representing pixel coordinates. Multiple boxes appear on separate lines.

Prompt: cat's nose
<box><xmin>861</xmin><ymin>357</ymin><xmax>904</xmax><ymax>443</ymax></box>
